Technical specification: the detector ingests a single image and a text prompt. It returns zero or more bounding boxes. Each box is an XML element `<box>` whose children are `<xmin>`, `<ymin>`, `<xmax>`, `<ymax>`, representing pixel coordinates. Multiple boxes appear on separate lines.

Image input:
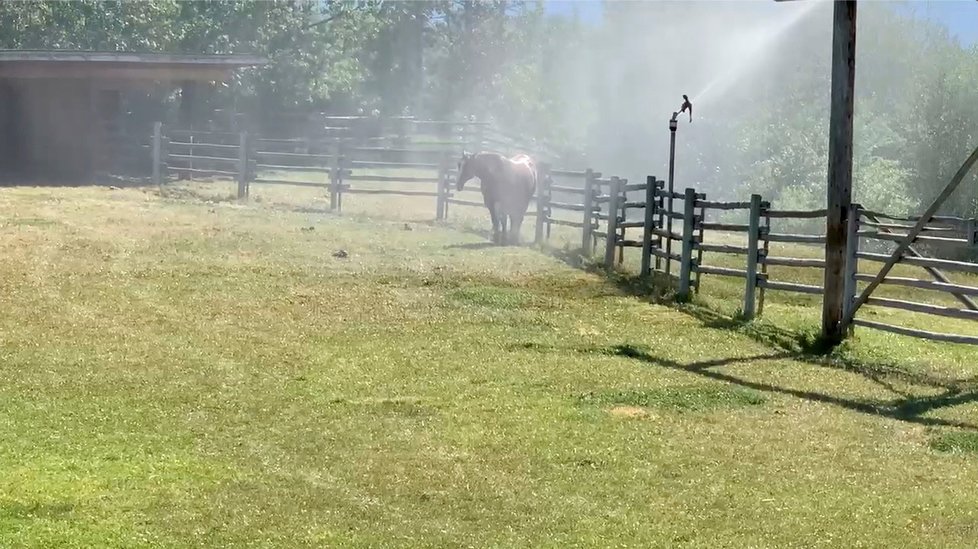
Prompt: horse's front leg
<box><xmin>487</xmin><ymin>204</ymin><xmax>502</xmax><ymax>244</ymax></box>
<box><xmin>494</xmin><ymin>203</ymin><xmax>508</xmax><ymax>245</ymax></box>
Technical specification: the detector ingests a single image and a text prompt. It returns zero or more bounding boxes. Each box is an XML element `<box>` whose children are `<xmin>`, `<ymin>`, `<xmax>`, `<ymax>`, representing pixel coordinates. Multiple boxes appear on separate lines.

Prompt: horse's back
<box><xmin>508</xmin><ymin>154</ymin><xmax>537</xmax><ymax>196</ymax></box>
<box><xmin>476</xmin><ymin>151</ymin><xmax>537</xmax><ymax>210</ymax></box>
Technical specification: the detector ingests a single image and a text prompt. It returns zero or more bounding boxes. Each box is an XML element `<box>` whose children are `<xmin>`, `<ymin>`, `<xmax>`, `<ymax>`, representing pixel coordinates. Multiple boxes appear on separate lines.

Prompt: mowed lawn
<box><xmin>2</xmin><ymin>182</ymin><xmax>978</xmax><ymax>548</ymax></box>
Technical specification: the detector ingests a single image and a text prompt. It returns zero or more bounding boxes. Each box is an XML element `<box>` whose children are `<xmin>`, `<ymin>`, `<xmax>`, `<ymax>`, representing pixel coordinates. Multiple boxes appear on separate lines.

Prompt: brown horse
<box><xmin>456</xmin><ymin>151</ymin><xmax>537</xmax><ymax>245</ymax></box>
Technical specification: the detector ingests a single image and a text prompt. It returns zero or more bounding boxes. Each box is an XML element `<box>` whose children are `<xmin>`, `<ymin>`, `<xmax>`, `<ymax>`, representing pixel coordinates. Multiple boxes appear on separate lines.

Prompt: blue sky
<box><xmin>543</xmin><ymin>0</ymin><xmax>978</xmax><ymax>46</ymax></box>
<box><xmin>902</xmin><ymin>0</ymin><xmax>978</xmax><ymax>44</ymax></box>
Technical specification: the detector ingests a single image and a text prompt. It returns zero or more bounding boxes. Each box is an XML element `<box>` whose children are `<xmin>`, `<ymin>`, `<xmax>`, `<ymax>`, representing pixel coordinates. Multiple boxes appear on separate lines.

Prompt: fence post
<box><xmin>678</xmin><ymin>187</ymin><xmax>697</xmax><ymax>299</ymax></box>
<box><xmin>694</xmin><ymin>192</ymin><xmax>706</xmax><ymax>293</ymax></box>
<box><xmin>337</xmin><ymin>148</ymin><xmax>346</xmax><ymax>213</ymax></box>
<box><xmin>436</xmin><ymin>152</ymin><xmax>450</xmax><ymax>220</ymax></box>
<box><xmin>581</xmin><ymin>169</ymin><xmax>595</xmax><ymax>254</ymax></box>
<box><xmin>395</xmin><ymin>116</ymin><xmax>409</xmax><ymax>148</ymax></box>
<box><xmin>843</xmin><ymin>204</ymin><xmax>861</xmax><ymax>330</ymax></box>
<box><xmin>743</xmin><ymin>194</ymin><xmax>763</xmax><ymax>319</ymax></box>
<box><xmin>534</xmin><ymin>162</ymin><xmax>551</xmax><ymax>244</ymax></box>
<box><xmin>604</xmin><ymin>177</ymin><xmax>622</xmax><ymax>271</ymax></box>
<box><xmin>546</xmin><ymin>171</ymin><xmax>553</xmax><ymax>240</ymax></box>
<box><xmin>641</xmin><ymin>175</ymin><xmax>656</xmax><ymax>277</ymax></box>
<box><xmin>654</xmin><ymin>179</ymin><xmax>664</xmax><ymax>271</ymax></box>
<box><xmin>237</xmin><ymin>131</ymin><xmax>248</xmax><ymax>199</ymax></box>
<box><xmin>329</xmin><ymin>140</ymin><xmax>340</xmax><ymax>211</ymax></box>
<box><xmin>757</xmin><ymin>200</ymin><xmax>771</xmax><ymax>316</ymax></box>
<box><xmin>617</xmin><ymin>179</ymin><xmax>627</xmax><ymax>265</ymax></box>
<box><xmin>151</xmin><ymin>122</ymin><xmax>162</xmax><ymax>185</ymax></box>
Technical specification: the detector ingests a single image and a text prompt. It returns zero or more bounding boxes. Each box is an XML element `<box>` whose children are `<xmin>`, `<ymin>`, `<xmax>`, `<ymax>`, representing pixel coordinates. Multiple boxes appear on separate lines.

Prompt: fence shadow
<box><xmin>0</xmin><ymin>173</ymin><xmax>154</xmax><ymax>188</ymax></box>
<box><xmin>595</xmin><ymin>343</ymin><xmax>978</xmax><ymax>431</ymax></box>
<box><xmin>546</xmin><ymin>245</ymin><xmax>678</xmax><ymax>304</ymax></box>
<box><xmin>445</xmin><ymin>242</ymin><xmax>498</xmax><ymax>251</ymax></box>
<box><xmin>536</xmin><ymin>245</ymin><xmax>978</xmax><ymax>421</ymax></box>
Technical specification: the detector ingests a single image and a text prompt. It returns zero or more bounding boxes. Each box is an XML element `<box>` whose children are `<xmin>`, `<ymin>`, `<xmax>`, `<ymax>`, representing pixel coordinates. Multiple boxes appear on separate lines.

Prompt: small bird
<box><xmin>679</xmin><ymin>94</ymin><xmax>693</xmax><ymax>123</ymax></box>
<box><xmin>332</xmin><ymin>249</ymin><xmax>348</xmax><ymax>259</ymax></box>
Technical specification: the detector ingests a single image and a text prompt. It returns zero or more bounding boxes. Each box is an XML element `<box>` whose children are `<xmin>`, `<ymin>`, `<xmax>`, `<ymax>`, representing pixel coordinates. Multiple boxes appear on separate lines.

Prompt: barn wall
<box><xmin>0</xmin><ymin>78</ymin><xmax>97</xmax><ymax>182</ymax></box>
<box><xmin>0</xmin><ymin>81</ymin><xmax>11</xmax><ymax>176</ymax></box>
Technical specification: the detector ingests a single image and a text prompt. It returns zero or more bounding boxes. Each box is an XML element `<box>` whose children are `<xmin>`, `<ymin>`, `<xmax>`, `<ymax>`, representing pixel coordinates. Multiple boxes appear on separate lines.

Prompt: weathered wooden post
<box><xmin>617</xmin><ymin>180</ymin><xmax>627</xmax><ymax>265</ymax></box>
<box><xmin>678</xmin><ymin>187</ymin><xmax>697</xmax><ymax>300</ymax></box>
<box><xmin>823</xmin><ymin>0</ymin><xmax>858</xmax><ymax>343</ymax></box>
<box><xmin>534</xmin><ymin>162</ymin><xmax>551</xmax><ymax>244</ymax></box>
<box><xmin>843</xmin><ymin>204</ymin><xmax>861</xmax><ymax>326</ymax></box>
<box><xmin>581</xmin><ymin>169</ymin><xmax>595</xmax><ymax>255</ymax></box>
<box><xmin>604</xmin><ymin>177</ymin><xmax>622</xmax><ymax>271</ymax></box>
<box><xmin>336</xmin><ymin>148</ymin><xmax>347</xmax><ymax>213</ymax></box>
<box><xmin>436</xmin><ymin>152</ymin><xmax>450</xmax><ymax>220</ymax></box>
<box><xmin>641</xmin><ymin>175</ymin><xmax>657</xmax><ymax>277</ymax></box>
<box><xmin>152</xmin><ymin>122</ymin><xmax>162</xmax><ymax>186</ymax></box>
<box><xmin>654</xmin><ymin>179</ymin><xmax>664</xmax><ymax>271</ymax></box>
<box><xmin>757</xmin><ymin>200</ymin><xmax>771</xmax><ymax>316</ymax></box>
<box><xmin>743</xmin><ymin>194</ymin><xmax>763</xmax><ymax>319</ymax></box>
<box><xmin>329</xmin><ymin>140</ymin><xmax>340</xmax><ymax>211</ymax></box>
<box><xmin>394</xmin><ymin>116</ymin><xmax>409</xmax><ymax>148</ymax></box>
<box><xmin>694</xmin><ymin>192</ymin><xmax>706</xmax><ymax>293</ymax></box>
<box><xmin>237</xmin><ymin>131</ymin><xmax>248</xmax><ymax>199</ymax></box>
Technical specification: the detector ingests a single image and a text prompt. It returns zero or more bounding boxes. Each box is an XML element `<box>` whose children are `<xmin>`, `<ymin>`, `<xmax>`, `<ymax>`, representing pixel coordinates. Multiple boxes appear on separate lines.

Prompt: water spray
<box><xmin>665</xmin><ymin>94</ymin><xmax>691</xmax><ymax>276</ymax></box>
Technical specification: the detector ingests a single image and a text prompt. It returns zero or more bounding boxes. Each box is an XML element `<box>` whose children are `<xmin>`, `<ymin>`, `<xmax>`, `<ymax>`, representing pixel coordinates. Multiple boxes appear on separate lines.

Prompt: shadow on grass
<box><xmin>0</xmin><ymin>173</ymin><xmax>154</xmax><ymax>188</ymax></box>
<box><xmin>445</xmin><ymin>242</ymin><xmax>499</xmax><ymax>251</ymax></box>
<box><xmin>546</xmin><ymin>245</ymin><xmax>677</xmax><ymax>304</ymax></box>
<box><xmin>600</xmin><ymin>343</ymin><xmax>978</xmax><ymax>431</ymax></box>
<box><xmin>0</xmin><ymin>498</ymin><xmax>74</xmax><ymax>520</ymax></box>
<box><xmin>535</xmin><ymin>245</ymin><xmax>978</xmax><ymax>429</ymax></box>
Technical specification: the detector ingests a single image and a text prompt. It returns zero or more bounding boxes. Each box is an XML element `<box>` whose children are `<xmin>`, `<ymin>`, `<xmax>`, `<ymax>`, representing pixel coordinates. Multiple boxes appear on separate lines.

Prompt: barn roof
<box><xmin>0</xmin><ymin>50</ymin><xmax>267</xmax><ymax>81</ymax></box>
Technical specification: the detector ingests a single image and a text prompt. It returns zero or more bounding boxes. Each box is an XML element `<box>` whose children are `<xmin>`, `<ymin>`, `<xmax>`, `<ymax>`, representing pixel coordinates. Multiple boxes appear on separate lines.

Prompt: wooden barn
<box><xmin>0</xmin><ymin>51</ymin><xmax>265</xmax><ymax>182</ymax></box>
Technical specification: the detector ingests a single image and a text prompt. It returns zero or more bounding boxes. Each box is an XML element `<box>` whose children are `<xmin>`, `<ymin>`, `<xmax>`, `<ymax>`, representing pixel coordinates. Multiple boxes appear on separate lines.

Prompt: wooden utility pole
<box><xmin>822</xmin><ymin>0</ymin><xmax>857</xmax><ymax>344</ymax></box>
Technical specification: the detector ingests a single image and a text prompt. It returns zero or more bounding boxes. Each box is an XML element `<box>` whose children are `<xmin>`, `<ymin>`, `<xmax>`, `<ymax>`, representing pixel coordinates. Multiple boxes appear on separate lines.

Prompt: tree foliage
<box><xmin>1</xmin><ymin>1</ymin><xmax>978</xmax><ymax>215</ymax></box>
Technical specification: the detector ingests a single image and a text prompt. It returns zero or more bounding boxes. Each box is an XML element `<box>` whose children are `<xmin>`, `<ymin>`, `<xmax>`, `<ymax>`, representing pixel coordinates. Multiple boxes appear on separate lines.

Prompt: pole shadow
<box><xmin>596</xmin><ymin>342</ymin><xmax>978</xmax><ymax>431</ymax></box>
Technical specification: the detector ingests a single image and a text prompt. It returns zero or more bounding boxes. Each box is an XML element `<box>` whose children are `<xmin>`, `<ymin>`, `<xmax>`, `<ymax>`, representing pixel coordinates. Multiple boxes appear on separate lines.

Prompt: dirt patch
<box><xmin>608</xmin><ymin>405</ymin><xmax>651</xmax><ymax>419</ymax></box>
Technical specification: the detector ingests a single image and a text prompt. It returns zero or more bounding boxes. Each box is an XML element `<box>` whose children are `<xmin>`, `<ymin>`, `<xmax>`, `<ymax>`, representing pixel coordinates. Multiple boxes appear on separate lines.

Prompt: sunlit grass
<box><xmin>1</xmin><ymin>180</ymin><xmax>977</xmax><ymax>547</ymax></box>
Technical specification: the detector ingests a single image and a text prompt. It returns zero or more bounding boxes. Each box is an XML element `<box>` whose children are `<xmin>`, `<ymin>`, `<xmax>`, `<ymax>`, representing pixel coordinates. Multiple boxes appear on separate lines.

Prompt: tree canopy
<box><xmin>1</xmin><ymin>0</ymin><xmax>977</xmax><ymax>216</ymax></box>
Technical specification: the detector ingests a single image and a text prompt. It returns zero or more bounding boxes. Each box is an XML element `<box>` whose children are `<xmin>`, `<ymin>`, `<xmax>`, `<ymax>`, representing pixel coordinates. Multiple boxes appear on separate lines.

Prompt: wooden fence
<box><xmin>153</xmin><ymin>121</ymin><xmax>566</xmax><ymax>215</ymax></box>
<box><xmin>149</xmin><ymin>122</ymin><xmax>978</xmax><ymax>345</ymax></box>
<box><xmin>532</xmin><ymin>174</ymin><xmax>978</xmax><ymax>344</ymax></box>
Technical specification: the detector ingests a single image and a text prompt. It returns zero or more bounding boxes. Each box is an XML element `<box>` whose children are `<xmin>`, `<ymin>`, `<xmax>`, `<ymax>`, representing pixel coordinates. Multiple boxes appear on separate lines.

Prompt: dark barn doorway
<box><xmin>0</xmin><ymin>51</ymin><xmax>264</xmax><ymax>184</ymax></box>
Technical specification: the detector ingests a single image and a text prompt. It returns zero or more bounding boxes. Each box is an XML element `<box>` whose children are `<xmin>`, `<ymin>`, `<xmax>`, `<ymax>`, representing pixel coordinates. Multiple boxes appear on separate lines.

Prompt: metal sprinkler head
<box><xmin>679</xmin><ymin>94</ymin><xmax>693</xmax><ymax>123</ymax></box>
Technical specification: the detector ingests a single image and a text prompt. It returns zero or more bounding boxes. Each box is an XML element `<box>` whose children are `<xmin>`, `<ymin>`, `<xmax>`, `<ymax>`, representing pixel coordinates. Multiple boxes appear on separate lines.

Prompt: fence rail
<box><xmin>151</xmin><ymin>122</ymin><xmax>978</xmax><ymax>345</ymax></box>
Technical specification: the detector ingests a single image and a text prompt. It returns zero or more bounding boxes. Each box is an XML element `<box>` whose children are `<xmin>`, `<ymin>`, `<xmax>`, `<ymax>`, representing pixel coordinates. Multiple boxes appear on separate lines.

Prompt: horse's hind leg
<box><xmin>508</xmin><ymin>212</ymin><xmax>525</xmax><ymax>245</ymax></box>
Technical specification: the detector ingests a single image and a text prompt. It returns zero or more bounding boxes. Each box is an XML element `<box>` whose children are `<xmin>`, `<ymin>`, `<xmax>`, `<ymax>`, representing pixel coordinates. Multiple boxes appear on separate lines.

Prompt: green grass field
<box><xmin>2</xmin><ymin>178</ymin><xmax>978</xmax><ymax>548</ymax></box>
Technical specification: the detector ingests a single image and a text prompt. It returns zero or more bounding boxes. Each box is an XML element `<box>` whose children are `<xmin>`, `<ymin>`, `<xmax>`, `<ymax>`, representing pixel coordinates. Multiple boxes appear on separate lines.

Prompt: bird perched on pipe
<box><xmin>679</xmin><ymin>94</ymin><xmax>692</xmax><ymax>123</ymax></box>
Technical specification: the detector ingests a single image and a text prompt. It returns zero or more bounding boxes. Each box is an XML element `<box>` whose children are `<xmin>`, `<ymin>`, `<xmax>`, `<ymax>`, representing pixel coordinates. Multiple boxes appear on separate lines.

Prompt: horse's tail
<box><xmin>522</xmin><ymin>155</ymin><xmax>539</xmax><ymax>197</ymax></box>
